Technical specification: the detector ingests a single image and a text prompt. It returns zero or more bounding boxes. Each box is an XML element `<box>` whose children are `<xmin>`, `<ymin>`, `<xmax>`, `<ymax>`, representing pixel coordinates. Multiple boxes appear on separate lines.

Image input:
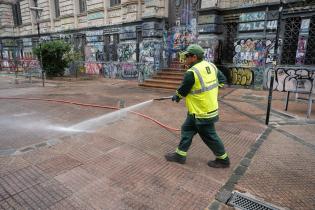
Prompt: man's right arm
<box><xmin>176</xmin><ymin>71</ymin><xmax>195</xmax><ymax>98</ymax></box>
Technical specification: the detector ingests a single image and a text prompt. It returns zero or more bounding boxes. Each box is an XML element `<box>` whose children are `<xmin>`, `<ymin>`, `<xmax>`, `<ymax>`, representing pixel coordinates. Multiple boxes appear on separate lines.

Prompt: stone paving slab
<box><xmin>1</xmin><ymin>77</ymin><xmax>314</xmax><ymax>210</ymax></box>
<box><xmin>235</xmin><ymin>129</ymin><xmax>315</xmax><ymax>210</ymax></box>
<box><xmin>279</xmin><ymin>125</ymin><xmax>315</xmax><ymax>146</ymax></box>
<box><xmin>210</xmin><ymin>87</ymin><xmax>315</xmax><ymax>210</ymax></box>
<box><xmin>223</xmin><ymin>88</ymin><xmax>315</xmax><ymax>119</ymax></box>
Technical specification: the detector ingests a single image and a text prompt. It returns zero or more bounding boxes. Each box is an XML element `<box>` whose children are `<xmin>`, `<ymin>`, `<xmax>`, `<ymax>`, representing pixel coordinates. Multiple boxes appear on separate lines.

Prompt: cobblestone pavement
<box><xmin>210</xmin><ymin>88</ymin><xmax>315</xmax><ymax>210</ymax></box>
<box><xmin>0</xmin><ymin>76</ymin><xmax>314</xmax><ymax>210</ymax></box>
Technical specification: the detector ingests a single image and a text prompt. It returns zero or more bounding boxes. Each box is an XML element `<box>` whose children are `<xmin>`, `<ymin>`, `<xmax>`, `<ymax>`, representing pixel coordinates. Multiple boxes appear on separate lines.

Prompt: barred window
<box><xmin>304</xmin><ymin>16</ymin><xmax>315</xmax><ymax>65</ymax></box>
<box><xmin>281</xmin><ymin>17</ymin><xmax>301</xmax><ymax>65</ymax></box>
<box><xmin>54</xmin><ymin>0</ymin><xmax>60</xmax><ymax>18</ymax></box>
<box><xmin>222</xmin><ymin>22</ymin><xmax>238</xmax><ymax>63</ymax></box>
<box><xmin>12</xmin><ymin>2</ymin><xmax>22</xmax><ymax>26</ymax></box>
<box><xmin>111</xmin><ymin>34</ymin><xmax>119</xmax><ymax>61</ymax></box>
<box><xmin>110</xmin><ymin>0</ymin><xmax>121</xmax><ymax>7</ymax></box>
<box><xmin>79</xmin><ymin>0</ymin><xmax>87</xmax><ymax>13</ymax></box>
<box><xmin>104</xmin><ymin>34</ymin><xmax>119</xmax><ymax>61</ymax></box>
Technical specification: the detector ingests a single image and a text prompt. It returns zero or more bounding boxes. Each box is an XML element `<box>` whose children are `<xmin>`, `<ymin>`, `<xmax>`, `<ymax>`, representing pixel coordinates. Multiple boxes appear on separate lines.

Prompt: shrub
<box><xmin>33</xmin><ymin>40</ymin><xmax>72</xmax><ymax>77</ymax></box>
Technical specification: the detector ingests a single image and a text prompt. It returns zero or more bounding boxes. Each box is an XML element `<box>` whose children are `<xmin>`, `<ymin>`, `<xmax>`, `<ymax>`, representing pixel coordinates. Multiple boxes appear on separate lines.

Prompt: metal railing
<box><xmin>0</xmin><ymin>58</ymin><xmax>42</xmax><ymax>79</ymax></box>
<box><xmin>66</xmin><ymin>61</ymin><xmax>162</xmax><ymax>82</ymax></box>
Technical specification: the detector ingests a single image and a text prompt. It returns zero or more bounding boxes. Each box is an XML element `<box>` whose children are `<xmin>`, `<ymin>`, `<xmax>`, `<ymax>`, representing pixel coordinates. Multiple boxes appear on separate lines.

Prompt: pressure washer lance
<box><xmin>153</xmin><ymin>96</ymin><xmax>173</xmax><ymax>101</ymax></box>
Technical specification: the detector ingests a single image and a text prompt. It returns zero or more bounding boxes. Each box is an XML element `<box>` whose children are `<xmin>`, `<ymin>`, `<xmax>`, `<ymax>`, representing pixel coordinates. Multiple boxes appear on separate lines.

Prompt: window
<box><xmin>110</xmin><ymin>0</ymin><xmax>121</xmax><ymax>7</ymax></box>
<box><xmin>34</xmin><ymin>0</ymin><xmax>38</xmax><ymax>7</ymax></box>
<box><xmin>79</xmin><ymin>0</ymin><xmax>87</xmax><ymax>13</ymax></box>
<box><xmin>12</xmin><ymin>2</ymin><xmax>22</xmax><ymax>26</ymax></box>
<box><xmin>281</xmin><ymin>17</ymin><xmax>301</xmax><ymax>65</ymax></box>
<box><xmin>54</xmin><ymin>0</ymin><xmax>60</xmax><ymax>17</ymax></box>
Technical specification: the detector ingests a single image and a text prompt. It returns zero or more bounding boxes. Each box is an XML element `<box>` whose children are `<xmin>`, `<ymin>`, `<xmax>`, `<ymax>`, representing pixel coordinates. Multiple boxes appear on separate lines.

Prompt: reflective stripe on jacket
<box><xmin>185</xmin><ymin>60</ymin><xmax>219</xmax><ymax>118</ymax></box>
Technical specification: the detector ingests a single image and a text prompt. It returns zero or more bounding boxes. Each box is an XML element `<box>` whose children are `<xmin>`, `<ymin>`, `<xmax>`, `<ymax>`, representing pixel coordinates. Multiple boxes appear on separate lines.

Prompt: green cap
<box><xmin>183</xmin><ymin>44</ymin><xmax>205</xmax><ymax>57</ymax></box>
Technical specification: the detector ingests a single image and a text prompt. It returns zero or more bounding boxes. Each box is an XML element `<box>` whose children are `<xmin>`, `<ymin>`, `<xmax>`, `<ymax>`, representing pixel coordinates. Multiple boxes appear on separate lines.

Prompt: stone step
<box><xmin>139</xmin><ymin>82</ymin><xmax>178</xmax><ymax>90</ymax></box>
<box><xmin>139</xmin><ymin>64</ymin><xmax>185</xmax><ymax>90</ymax></box>
<box><xmin>161</xmin><ymin>68</ymin><xmax>187</xmax><ymax>72</ymax></box>
<box><xmin>157</xmin><ymin>71</ymin><xmax>185</xmax><ymax>76</ymax></box>
<box><xmin>152</xmin><ymin>75</ymin><xmax>184</xmax><ymax>80</ymax></box>
<box><xmin>144</xmin><ymin>79</ymin><xmax>181</xmax><ymax>85</ymax></box>
<box><xmin>170</xmin><ymin>64</ymin><xmax>185</xmax><ymax>67</ymax></box>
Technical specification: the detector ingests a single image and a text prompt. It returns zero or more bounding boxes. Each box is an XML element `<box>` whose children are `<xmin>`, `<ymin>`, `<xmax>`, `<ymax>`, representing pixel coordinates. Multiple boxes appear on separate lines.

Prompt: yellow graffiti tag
<box><xmin>79</xmin><ymin>66</ymin><xmax>85</xmax><ymax>73</ymax></box>
<box><xmin>230</xmin><ymin>67</ymin><xmax>253</xmax><ymax>86</ymax></box>
<box><xmin>179</xmin><ymin>52</ymin><xmax>186</xmax><ymax>63</ymax></box>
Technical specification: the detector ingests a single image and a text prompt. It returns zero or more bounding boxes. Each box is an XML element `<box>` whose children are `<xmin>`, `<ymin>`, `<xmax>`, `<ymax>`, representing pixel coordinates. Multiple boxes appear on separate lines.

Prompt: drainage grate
<box><xmin>227</xmin><ymin>192</ymin><xmax>280</xmax><ymax>210</ymax></box>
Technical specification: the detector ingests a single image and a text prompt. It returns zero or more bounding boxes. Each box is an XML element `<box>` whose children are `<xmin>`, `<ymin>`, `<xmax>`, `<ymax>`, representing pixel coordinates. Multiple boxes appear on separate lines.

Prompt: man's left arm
<box><xmin>217</xmin><ymin>69</ymin><xmax>227</xmax><ymax>88</ymax></box>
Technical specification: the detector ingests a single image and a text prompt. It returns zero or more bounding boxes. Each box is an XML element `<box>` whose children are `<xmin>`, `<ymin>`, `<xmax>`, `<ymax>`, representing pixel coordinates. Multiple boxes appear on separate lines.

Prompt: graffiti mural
<box><xmin>229</xmin><ymin>67</ymin><xmax>254</xmax><ymax>86</ymax></box>
<box><xmin>239</xmin><ymin>11</ymin><xmax>265</xmax><ymax>22</ymax></box>
<box><xmin>171</xmin><ymin>26</ymin><xmax>197</xmax><ymax>51</ymax></box>
<box><xmin>103</xmin><ymin>62</ymin><xmax>119</xmax><ymax>78</ymax></box>
<box><xmin>199</xmin><ymin>39</ymin><xmax>220</xmax><ymax>63</ymax></box>
<box><xmin>20</xmin><ymin>59</ymin><xmax>40</xmax><ymax>71</ymax></box>
<box><xmin>103</xmin><ymin>62</ymin><xmax>139</xmax><ymax>79</ymax></box>
<box><xmin>121</xmin><ymin>63</ymin><xmax>138</xmax><ymax>78</ymax></box>
<box><xmin>164</xmin><ymin>25</ymin><xmax>198</xmax><ymax>62</ymax></box>
<box><xmin>139</xmin><ymin>62</ymin><xmax>156</xmax><ymax>81</ymax></box>
<box><xmin>253</xmin><ymin>67</ymin><xmax>265</xmax><ymax>88</ymax></box>
<box><xmin>0</xmin><ymin>58</ymin><xmax>41</xmax><ymax>75</ymax></box>
<box><xmin>117</xmin><ymin>42</ymin><xmax>136</xmax><ymax>61</ymax></box>
<box><xmin>265</xmin><ymin>39</ymin><xmax>275</xmax><ymax>64</ymax></box>
<box><xmin>85</xmin><ymin>62</ymin><xmax>102</xmax><ymax>75</ymax></box>
<box><xmin>85</xmin><ymin>43</ymin><xmax>103</xmax><ymax>62</ymax></box>
<box><xmin>233</xmin><ymin>38</ymin><xmax>275</xmax><ymax>67</ymax></box>
<box><xmin>204</xmin><ymin>48</ymin><xmax>215</xmax><ymax>62</ymax></box>
<box><xmin>140</xmin><ymin>40</ymin><xmax>162</xmax><ymax>69</ymax></box>
<box><xmin>239</xmin><ymin>20</ymin><xmax>277</xmax><ymax>31</ymax></box>
<box><xmin>265</xmin><ymin>67</ymin><xmax>315</xmax><ymax>93</ymax></box>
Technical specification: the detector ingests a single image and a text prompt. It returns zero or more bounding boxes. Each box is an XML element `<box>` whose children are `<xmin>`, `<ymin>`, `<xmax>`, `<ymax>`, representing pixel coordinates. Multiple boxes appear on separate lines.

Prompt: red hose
<box><xmin>0</xmin><ymin>97</ymin><xmax>180</xmax><ymax>132</ymax></box>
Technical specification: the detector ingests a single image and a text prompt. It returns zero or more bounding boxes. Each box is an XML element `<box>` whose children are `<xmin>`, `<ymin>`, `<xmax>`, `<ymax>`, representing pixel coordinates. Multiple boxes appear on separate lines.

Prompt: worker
<box><xmin>165</xmin><ymin>44</ymin><xmax>230</xmax><ymax>168</ymax></box>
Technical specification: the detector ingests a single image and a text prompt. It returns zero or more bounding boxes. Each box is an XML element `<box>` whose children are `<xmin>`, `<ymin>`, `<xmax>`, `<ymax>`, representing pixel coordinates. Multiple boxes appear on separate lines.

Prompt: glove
<box><xmin>219</xmin><ymin>83</ymin><xmax>225</xmax><ymax>88</ymax></box>
<box><xmin>172</xmin><ymin>95</ymin><xmax>181</xmax><ymax>103</ymax></box>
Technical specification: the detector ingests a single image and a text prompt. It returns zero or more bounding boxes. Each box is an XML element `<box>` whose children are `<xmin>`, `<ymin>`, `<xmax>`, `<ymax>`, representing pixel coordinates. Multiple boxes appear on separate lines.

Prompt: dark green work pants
<box><xmin>178</xmin><ymin>113</ymin><xmax>226</xmax><ymax>157</ymax></box>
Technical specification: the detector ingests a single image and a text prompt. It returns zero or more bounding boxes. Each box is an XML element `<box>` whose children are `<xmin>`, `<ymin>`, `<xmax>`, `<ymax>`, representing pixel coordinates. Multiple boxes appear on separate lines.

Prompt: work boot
<box><xmin>207</xmin><ymin>157</ymin><xmax>230</xmax><ymax>168</ymax></box>
<box><xmin>165</xmin><ymin>152</ymin><xmax>186</xmax><ymax>164</ymax></box>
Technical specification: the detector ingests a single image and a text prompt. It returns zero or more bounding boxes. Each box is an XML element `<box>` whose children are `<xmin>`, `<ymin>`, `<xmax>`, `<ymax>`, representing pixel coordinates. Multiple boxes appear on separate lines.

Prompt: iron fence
<box><xmin>66</xmin><ymin>61</ymin><xmax>161</xmax><ymax>82</ymax></box>
<box><xmin>0</xmin><ymin>58</ymin><xmax>41</xmax><ymax>79</ymax></box>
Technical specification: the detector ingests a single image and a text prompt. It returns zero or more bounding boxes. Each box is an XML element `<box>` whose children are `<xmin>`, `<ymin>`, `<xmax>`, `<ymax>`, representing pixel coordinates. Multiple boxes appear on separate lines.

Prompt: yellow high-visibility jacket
<box><xmin>185</xmin><ymin>60</ymin><xmax>219</xmax><ymax>119</ymax></box>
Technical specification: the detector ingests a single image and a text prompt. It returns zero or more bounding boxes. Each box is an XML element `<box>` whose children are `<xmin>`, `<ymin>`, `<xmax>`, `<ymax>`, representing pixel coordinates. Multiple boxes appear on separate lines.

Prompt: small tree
<box><xmin>33</xmin><ymin>40</ymin><xmax>72</xmax><ymax>77</ymax></box>
<box><xmin>63</xmin><ymin>49</ymin><xmax>84</xmax><ymax>77</ymax></box>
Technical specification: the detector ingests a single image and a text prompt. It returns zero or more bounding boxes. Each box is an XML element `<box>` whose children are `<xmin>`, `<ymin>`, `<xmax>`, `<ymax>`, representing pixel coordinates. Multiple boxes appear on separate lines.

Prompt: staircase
<box><xmin>139</xmin><ymin>61</ymin><xmax>187</xmax><ymax>90</ymax></box>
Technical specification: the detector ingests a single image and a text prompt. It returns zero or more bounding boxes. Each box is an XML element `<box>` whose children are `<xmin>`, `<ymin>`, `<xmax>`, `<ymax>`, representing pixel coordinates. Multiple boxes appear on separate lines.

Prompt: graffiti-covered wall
<box><xmin>264</xmin><ymin>66</ymin><xmax>315</xmax><ymax>93</ymax></box>
<box><xmin>228</xmin><ymin>37</ymin><xmax>276</xmax><ymax>88</ymax></box>
<box><xmin>198</xmin><ymin>37</ymin><xmax>220</xmax><ymax>63</ymax></box>
<box><xmin>140</xmin><ymin>39</ymin><xmax>163</xmax><ymax>78</ymax></box>
<box><xmin>85</xmin><ymin>30</ymin><xmax>104</xmax><ymax>62</ymax></box>
<box><xmin>103</xmin><ymin>62</ymin><xmax>139</xmax><ymax>79</ymax></box>
<box><xmin>165</xmin><ymin>24</ymin><xmax>198</xmax><ymax>59</ymax></box>
<box><xmin>117</xmin><ymin>41</ymin><xmax>136</xmax><ymax>62</ymax></box>
<box><xmin>225</xmin><ymin>9</ymin><xmax>279</xmax><ymax>88</ymax></box>
<box><xmin>233</xmin><ymin>38</ymin><xmax>275</xmax><ymax>67</ymax></box>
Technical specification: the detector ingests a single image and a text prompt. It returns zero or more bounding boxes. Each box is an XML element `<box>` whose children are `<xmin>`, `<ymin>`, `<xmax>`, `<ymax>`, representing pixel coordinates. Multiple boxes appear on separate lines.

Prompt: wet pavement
<box><xmin>0</xmin><ymin>75</ymin><xmax>314</xmax><ymax>210</ymax></box>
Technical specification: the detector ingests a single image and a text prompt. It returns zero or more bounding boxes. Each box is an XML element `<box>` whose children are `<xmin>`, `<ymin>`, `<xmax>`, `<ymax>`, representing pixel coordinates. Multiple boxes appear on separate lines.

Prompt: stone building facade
<box><xmin>0</xmin><ymin>0</ymin><xmax>315</xmax><ymax>88</ymax></box>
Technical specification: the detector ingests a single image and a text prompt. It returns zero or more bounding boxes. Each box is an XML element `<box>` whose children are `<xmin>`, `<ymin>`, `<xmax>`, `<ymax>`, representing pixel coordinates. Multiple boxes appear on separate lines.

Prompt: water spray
<box><xmin>0</xmin><ymin>97</ymin><xmax>180</xmax><ymax>132</ymax></box>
